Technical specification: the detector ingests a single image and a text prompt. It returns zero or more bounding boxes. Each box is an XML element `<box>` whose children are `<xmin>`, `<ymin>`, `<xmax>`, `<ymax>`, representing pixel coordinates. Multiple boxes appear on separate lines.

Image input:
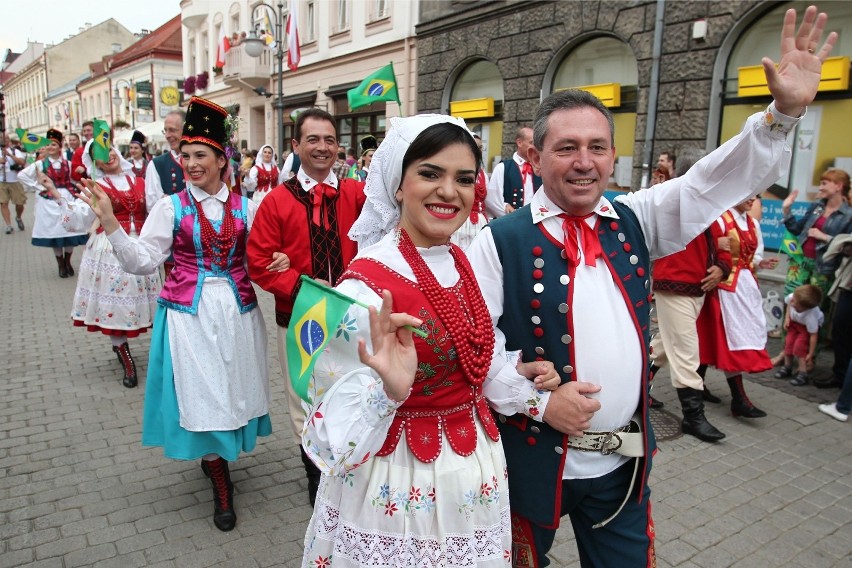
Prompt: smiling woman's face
<box><xmin>181</xmin><ymin>143</ymin><xmax>226</xmax><ymax>193</ymax></box>
<box><xmin>396</xmin><ymin>142</ymin><xmax>477</xmax><ymax>248</ymax></box>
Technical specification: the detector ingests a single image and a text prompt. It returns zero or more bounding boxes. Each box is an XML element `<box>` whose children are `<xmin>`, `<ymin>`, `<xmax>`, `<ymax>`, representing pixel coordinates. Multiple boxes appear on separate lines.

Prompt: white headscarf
<box><xmin>348</xmin><ymin>114</ymin><xmax>471</xmax><ymax>249</ymax></box>
<box><xmin>255</xmin><ymin>144</ymin><xmax>277</xmax><ymax>168</ymax></box>
<box><xmin>82</xmin><ymin>139</ymin><xmax>133</xmax><ymax>177</ymax></box>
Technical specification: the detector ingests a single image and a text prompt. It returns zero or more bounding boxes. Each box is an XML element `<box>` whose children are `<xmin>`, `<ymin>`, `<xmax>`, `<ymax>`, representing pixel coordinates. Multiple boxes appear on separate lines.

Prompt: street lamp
<box><xmin>112</xmin><ymin>79</ymin><xmax>135</xmax><ymax>129</ymax></box>
<box><xmin>243</xmin><ymin>1</ymin><xmax>286</xmax><ymax>167</ymax></box>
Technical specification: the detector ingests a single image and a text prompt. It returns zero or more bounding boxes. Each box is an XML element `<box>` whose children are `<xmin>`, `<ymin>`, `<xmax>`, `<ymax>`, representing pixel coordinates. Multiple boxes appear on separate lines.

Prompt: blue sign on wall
<box><xmin>603</xmin><ymin>190</ymin><xmax>812</xmax><ymax>252</ymax></box>
<box><xmin>757</xmin><ymin>199</ymin><xmax>810</xmax><ymax>251</ymax></box>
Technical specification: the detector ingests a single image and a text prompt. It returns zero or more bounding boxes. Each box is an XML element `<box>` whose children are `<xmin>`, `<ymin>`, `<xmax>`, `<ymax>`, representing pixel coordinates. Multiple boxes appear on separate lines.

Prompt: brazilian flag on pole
<box><xmin>91</xmin><ymin>118</ymin><xmax>112</xmax><ymax>163</ymax></box>
<box><xmin>347</xmin><ymin>63</ymin><xmax>401</xmax><ymax>111</ymax></box>
<box><xmin>15</xmin><ymin>128</ymin><xmax>49</xmax><ymax>152</ymax></box>
<box><xmin>286</xmin><ymin>276</ymin><xmax>357</xmax><ymax>402</ymax></box>
<box><xmin>779</xmin><ymin>229</ymin><xmax>803</xmax><ymax>258</ymax></box>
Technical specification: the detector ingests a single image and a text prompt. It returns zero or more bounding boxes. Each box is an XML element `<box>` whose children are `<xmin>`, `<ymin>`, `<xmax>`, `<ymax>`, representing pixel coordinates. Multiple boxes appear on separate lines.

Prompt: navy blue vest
<box><xmin>502</xmin><ymin>158</ymin><xmax>541</xmax><ymax>209</ymax></box>
<box><xmin>489</xmin><ymin>200</ymin><xmax>656</xmax><ymax>528</ymax></box>
<box><xmin>152</xmin><ymin>153</ymin><xmax>186</xmax><ymax>195</ymax></box>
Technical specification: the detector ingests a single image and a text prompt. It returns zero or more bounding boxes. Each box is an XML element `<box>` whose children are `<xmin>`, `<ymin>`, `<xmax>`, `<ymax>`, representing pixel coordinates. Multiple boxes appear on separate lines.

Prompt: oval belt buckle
<box><xmin>600</xmin><ymin>431</ymin><xmax>623</xmax><ymax>455</ymax></box>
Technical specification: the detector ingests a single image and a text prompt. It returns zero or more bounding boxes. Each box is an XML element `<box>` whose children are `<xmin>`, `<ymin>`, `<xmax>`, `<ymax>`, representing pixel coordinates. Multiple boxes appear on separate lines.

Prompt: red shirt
<box><xmin>802</xmin><ymin>215</ymin><xmax>826</xmax><ymax>259</ymax></box>
<box><xmin>246</xmin><ymin>177</ymin><xmax>366</xmax><ymax>325</ymax></box>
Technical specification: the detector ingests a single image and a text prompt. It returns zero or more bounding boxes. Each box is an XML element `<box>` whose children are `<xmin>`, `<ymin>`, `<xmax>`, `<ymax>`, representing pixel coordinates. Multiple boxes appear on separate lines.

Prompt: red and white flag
<box><xmin>286</xmin><ymin>0</ymin><xmax>300</xmax><ymax>71</ymax></box>
<box><xmin>216</xmin><ymin>29</ymin><xmax>231</xmax><ymax>68</ymax></box>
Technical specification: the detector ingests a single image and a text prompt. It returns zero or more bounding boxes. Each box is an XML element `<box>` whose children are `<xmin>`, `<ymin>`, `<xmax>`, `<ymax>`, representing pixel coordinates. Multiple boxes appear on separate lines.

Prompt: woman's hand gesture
<box><xmin>782</xmin><ymin>189</ymin><xmax>799</xmax><ymax>214</ymax></box>
<box><xmin>357</xmin><ymin>290</ymin><xmax>422</xmax><ymax>402</ymax></box>
<box><xmin>36</xmin><ymin>171</ymin><xmax>62</xmax><ymax>200</ymax></box>
<box><xmin>77</xmin><ymin>179</ymin><xmax>120</xmax><ymax>234</ymax></box>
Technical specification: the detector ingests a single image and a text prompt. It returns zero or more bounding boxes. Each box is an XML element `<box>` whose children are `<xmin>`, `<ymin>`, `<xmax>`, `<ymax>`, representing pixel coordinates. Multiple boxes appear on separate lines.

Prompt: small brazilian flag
<box><xmin>91</xmin><ymin>118</ymin><xmax>112</xmax><ymax>163</ymax></box>
<box><xmin>347</xmin><ymin>63</ymin><xmax>401</xmax><ymax>111</ymax></box>
<box><xmin>286</xmin><ymin>276</ymin><xmax>356</xmax><ymax>402</ymax></box>
<box><xmin>15</xmin><ymin>128</ymin><xmax>49</xmax><ymax>152</ymax></box>
<box><xmin>779</xmin><ymin>229</ymin><xmax>803</xmax><ymax>258</ymax></box>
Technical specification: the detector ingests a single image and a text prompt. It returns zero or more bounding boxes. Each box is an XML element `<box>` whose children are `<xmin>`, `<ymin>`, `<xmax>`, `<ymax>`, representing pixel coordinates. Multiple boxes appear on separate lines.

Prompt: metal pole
<box><xmin>130</xmin><ymin>79</ymin><xmax>135</xmax><ymax>130</ymax></box>
<box><xmin>275</xmin><ymin>1</ymin><xmax>285</xmax><ymax>168</ymax></box>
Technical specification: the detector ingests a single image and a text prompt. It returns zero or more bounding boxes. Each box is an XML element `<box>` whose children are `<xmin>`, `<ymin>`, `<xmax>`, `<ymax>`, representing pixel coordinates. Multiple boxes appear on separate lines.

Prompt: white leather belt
<box><xmin>567</xmin><ymin>416</ymin><xmax>644</xmax><ymax>457</ymax></box>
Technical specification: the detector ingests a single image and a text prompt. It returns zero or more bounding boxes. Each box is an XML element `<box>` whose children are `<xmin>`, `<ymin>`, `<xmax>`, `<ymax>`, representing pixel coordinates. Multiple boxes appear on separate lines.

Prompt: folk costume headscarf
<box><xmin>348</xmin><ymin>114</ymin><xmax>472</xmax><ymax>249</ymax></box>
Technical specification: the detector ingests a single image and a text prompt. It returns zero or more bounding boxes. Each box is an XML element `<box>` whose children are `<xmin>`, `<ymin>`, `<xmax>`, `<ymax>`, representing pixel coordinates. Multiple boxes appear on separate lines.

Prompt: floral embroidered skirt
<box><xmin>71</xmin><ymin>232</ymin><xmax>161</xmax><ymax>336</ymax></box>
<box><xmin>302</xmin><ymin>419</ymin><xmax>511</xmax><ymax>567</ymax></box>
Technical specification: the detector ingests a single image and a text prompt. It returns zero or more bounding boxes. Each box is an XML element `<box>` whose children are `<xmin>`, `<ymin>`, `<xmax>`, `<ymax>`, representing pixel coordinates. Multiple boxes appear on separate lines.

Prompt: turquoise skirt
<box><xmin>142</xmin><ymin>305</ymin><xmax>272</xmax><ymax>461</ymax></box>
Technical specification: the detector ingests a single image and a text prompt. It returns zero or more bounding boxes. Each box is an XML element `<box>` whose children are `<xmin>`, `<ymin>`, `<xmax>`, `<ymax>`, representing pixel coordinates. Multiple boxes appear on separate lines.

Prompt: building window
<box><xmin>332</xmin><ymin>97</ymin><xmax>386</xmax><ymax>154</ymax></box>
<box><xmin>306</xmin><ymin>1</ymin><xmax>316</xmax><ymax>42</ymax></box>
<box><xmin>188</xmin><ymin>36</ymin><xmax>196</xmax><ymax>76</ymax></box>
<box><xmin>200</xmin><ymin>31</ymin><xmax>209</xmax><ymax>74</ymax></box>
<box><xmin>334</xmin><ymin>0</ymin><xmax>349</xmax><ymax>32</ymax></box>
<box><xmin>229</xmin><ymin>2</ymin><xmax>240</xmax><ymax>35</ymax></box>
<box><xmin>370</xmin><ymin>0</ymin><xmax>389</xmax><ymax>22</ymax></box>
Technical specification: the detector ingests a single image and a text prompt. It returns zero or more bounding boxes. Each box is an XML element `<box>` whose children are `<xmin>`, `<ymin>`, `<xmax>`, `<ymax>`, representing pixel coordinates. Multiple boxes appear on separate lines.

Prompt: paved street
<box><xmin>1</xmin><ymin>204</ymin><xmax>850</xmax><ymax>568</ymax></box>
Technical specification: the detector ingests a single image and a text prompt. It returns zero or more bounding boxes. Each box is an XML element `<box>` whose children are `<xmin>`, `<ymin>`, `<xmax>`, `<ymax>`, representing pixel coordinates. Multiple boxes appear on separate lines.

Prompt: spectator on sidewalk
<box><xmin>0</xmin><ymin>133</ymin><xmax>27</xmax><ymax>234</ymax></box>
<box><xmin>775</xmin><ymin>284</ymin><xmax>825</xmax><ymax>386</ymax></box>
<box><xmin>818</xmin><ymin>358</ymin><xmax>852</xmax><ymax>422</ymax></box>
<box><xmin>816</xmin><ymin>233</ymin><xmax>852</xmax><ymax>389</ymax></box>
<box><xmin>657</xmin><ymin>151</ymin><xmax>675</xmax><ymax>179</ymax></box>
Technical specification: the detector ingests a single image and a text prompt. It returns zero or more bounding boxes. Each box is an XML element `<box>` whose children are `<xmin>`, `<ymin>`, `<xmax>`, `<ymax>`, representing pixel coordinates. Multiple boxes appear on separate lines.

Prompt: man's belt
<box><xmin>567</xmin><ymin>415</ymin><xmax>644</xmax><ymax>457</ymax></box>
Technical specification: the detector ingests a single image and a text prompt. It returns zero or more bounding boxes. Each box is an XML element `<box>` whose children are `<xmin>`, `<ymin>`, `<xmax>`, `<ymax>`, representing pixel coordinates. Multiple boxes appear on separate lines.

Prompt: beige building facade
<box><xmin>2</xmin><ymin>20</ymin><xmax>136</xmax><ymax>136</ymax></box>
<box><xmin>180</xmin><ymin>0</ymin><xmax>418</xmax><ymax>157</ymax></box>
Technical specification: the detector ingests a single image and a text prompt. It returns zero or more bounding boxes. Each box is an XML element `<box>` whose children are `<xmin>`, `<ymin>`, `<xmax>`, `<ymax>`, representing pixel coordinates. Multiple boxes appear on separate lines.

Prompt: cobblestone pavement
<box><xmin>1</xmin><ymin>206</ymin><xmax>850</xmax><ymax>567</ymax></box>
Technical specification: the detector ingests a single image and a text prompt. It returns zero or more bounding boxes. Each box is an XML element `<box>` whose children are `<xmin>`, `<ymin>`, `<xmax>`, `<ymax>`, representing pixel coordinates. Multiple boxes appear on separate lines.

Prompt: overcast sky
<box><xmin>0</xmin><ymin>0</ymin><xmax>182</xmax><ymax>55</ymax></box>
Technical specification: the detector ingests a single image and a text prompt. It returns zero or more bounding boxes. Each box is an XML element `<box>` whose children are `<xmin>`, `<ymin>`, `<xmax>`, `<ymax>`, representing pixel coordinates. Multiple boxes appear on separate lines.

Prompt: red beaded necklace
<box><xmin>397</xmin><ymin>228</ymin><xmax>495</xmax><ymax>387</ymax></box>
<box><xmin>193</xmin><ymin>193</ymin><xmax>237</xmax><ymax>269</ymax></box>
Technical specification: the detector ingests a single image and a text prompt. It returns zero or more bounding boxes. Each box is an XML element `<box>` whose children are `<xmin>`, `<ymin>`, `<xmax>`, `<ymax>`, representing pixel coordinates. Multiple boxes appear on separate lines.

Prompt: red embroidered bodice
<box><xmin>96</xmin><ymin>175</ymin><xmax>147</xmax><ymax>235</ymax></box>
<box><xmin>717</xmin><ymin>210</ymin><xmax>758</xmax><ymax>292</ymax></box>
<box><xmin>46</xmin><ymin>158</ymin><xmax>73</xmax><ymax>189</ymax></box>
<box><xmin>255</xmin><ymin>164</ymin><xmax>279</xmax><ymax>192</ymax></box>
<box><xmin>339</xmin><ymin>257</ymin><xmax>500</xmax><ymax>463</ymax></box>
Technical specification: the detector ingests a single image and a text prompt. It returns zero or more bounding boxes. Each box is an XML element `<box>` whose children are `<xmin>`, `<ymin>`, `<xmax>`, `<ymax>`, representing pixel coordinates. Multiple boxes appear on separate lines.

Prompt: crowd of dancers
<box><xmin>5</xmin><ymin>6</ymin><xmax>850</xmax><ymax>567</ymax></box>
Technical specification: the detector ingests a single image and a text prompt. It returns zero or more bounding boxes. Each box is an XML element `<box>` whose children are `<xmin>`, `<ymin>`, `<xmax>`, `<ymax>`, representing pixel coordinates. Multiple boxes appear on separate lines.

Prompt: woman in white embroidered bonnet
<box><xmin>299</xmin><ymin>114</ymin><xmax>559</xmax><ymax>567</ymax></box>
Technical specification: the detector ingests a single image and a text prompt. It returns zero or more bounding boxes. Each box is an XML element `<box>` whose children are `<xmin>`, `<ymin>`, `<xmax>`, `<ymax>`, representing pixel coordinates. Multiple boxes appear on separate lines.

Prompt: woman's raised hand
<box><xmin>782</xmin><ymin>189</ymin><xmax>799</xmax><ymax>214</ymax></box>
<box><xmin>357</xmin><ymin>289</ymin><xmax>422</xmax><ymax>402</ymax></box>
<box><xmin>77</xmin><ymin>179</ymin><xmax>121</xmax><ymax>234</ymax></box>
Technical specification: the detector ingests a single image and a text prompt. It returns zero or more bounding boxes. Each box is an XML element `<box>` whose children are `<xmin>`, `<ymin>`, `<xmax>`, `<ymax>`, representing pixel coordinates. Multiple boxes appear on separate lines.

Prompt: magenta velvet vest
<box><xmin>157</xmin><ymin>190</ymin><xmax>258</xmax><ymax>314</ymax></box>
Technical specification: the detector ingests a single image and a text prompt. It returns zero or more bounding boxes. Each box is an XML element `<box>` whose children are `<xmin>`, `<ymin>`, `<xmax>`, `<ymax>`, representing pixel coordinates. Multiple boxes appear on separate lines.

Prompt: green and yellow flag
<box><xmin>91</xmin><ymin>118</ymin><xmax>111</xmax><ymax>162</ymax></box>
<box><xmin>347</xmin><ymin>63</ymin><xmax>401</xmax><ymax>111</ymax></box>
<box><xmin>779</xmin><ymin>229</ymin><xmax>803</xmax><ymax>258</ymax></box>
<box><xmin>15</xmin><ymin>128</ymin><xmax>49</xmax><ymax>152</ymax></box>
<box><xmin>286</xmin><ymin>276</ymin><xmax>357</xmax><ymax>402</ymax></box>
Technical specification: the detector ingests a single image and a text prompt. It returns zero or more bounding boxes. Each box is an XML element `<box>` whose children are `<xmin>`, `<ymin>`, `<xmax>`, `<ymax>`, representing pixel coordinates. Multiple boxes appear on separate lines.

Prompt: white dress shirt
<box><xmin>144</xmin><ymin>149</ymin><xmax>182</xmax><ymax>212</ymax></box>
<box><xmin>468</xmin><ymin>103</ymin><xmax>799</xmax><ymax>480</ymax></box>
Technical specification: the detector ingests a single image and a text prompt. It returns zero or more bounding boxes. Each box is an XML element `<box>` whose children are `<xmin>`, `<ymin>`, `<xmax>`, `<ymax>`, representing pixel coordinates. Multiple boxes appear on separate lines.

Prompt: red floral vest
<box><xmin>339</xmin><ymin>258</ymin><xmax>500</xmax><ymax>463</ymax></box>
<box><xmin>255</xmin><ymin>164</ymin><xmax>279</xmax><ymax>192</ymax></box>
<box><xmin>96</xmin><ymin>176</ymin><xmax>146</xmax><ymax>235</ymax></box>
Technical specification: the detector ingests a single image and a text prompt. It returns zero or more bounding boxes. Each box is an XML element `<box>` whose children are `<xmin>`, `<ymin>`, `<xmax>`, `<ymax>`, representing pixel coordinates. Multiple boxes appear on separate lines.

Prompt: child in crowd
<box><xmin>775</xmin><ymin>284</ymin><xmax>825</xmax><ymax>386</ymax></box>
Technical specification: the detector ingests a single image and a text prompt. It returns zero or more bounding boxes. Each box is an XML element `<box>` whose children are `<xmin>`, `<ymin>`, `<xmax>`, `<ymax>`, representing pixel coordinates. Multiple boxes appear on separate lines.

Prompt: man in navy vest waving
<box><xmin>467</xmin><ymin>7</ymin><xmax>836</xmax><ymax>566</ymax></box>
